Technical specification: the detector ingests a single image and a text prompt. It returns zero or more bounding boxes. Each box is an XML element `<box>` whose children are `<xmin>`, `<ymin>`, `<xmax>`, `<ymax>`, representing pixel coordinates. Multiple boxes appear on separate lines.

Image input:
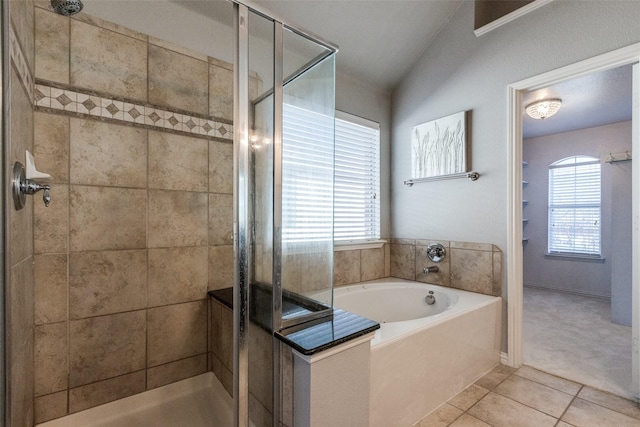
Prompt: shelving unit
<box><xmin>522</xmin><ymin>161</ymin><xmax>528</xmax><ymax>243</ymax></box>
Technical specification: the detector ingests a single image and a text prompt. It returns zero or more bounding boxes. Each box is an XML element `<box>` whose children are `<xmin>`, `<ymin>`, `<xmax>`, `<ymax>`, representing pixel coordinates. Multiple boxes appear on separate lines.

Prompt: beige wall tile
<box><xmin>35</xmin><ymin>322</ymin><xmax>68</xmax><ymax>396</ymax></box>
<box><xmin>390</xmin><ymin>238</ymin><xmax>415</xmax><ymax>245</ymax></box>
<box><xmin>208</xmin><ymin>245</ymin><xmax>233</xmax><ymax>291</ymax></box>
<box><xmin>70</xmin><ymin>185</ymin><xmax>147</xmax><ymax>251</ymax></box>
<box><xmin>450</xmin><ymin>248</ymin><xmax>493</xmax><ymax>295</ymax></box>
<box><xmin>35</xmin><ymin>254</ymin><xmax>67</xmax><ymax>325</ymax></box>
<box><xmin>209</xmin><ymin>193</ymin><xmax>233</xmax><ymax>245</ymax></box>
<box><xmin>450</xmin><ymin>241</ymin><xmax>493</xmax><ymax>251</ymax></box>
<box><xmin>248</xmin><ymin>322</ymin><xmax>272</xmax><ymax>409</ymax></box>
<box><xmin>416</xmin><ymin>244</ymin><xmax>450</xmax><ymax>287</ymax></box>
<box><xmin>70</xmin><ymin>20</ymin><xmax>147</xmax><ymax>101</ymax></box>
<box><xmin>10</xmin><ymin>68</ymin><xmax>34</xmax><ymax>165</ymax></box>
<box><xmin>209</xmin><ymin>64</ymin><xmax>233</xmax><ymax>120</ymax></box>
<box><xmin>148</xmin><ymin>36</ymin><xmax>208</xmax><ymax>62</ymax></box>
<box><xmin>69</xmin><ymin>250</ymin><xmax>147</xmax><ymax>319</ymax></box>
<box><xmin>148</xmin><ymin>44</ymin><xmax>208</xmax><ymax>115</ymax></box>
<box><xmin>384</xmin><ymin>243</ymin><xmax>390</xmax><ymax>276</ymax></box>
<box><xmin>10</xmin><ymin>258</ymin><xmax>35</xmax><ymax>374</ymax></box>
<box><xmin>148</xmin><ymin>130</ymin><xmax>208</xmax><ymax>192</ymax></box>
<box><xmin>148</xmin><ymin>190</ymin><xmax>208</xmax><ymax>247</ymax></box>
<box><xmin>34</xmin><ymin>112</ymin><xmax>69</xmax><ymax>183</ymax></box>
<box><xmin>334</xmin><ymin>250</ymin><xmax>360</xmax><ymax>286</ymax></box>
<box><xmin>146</xmin><ymin>354</ymin><xmax>207</xmax><ymax>390</ymax></box>
<box><xmin>71</xmin><ymin>12</ymin><xmax>147</xmax><ymax>41</ymax></box>
<box><xmin>147</xmin><ymin>301</ymin><xmax>207</xmax><ymax>367</ymax></box>
<box><xmin>35</xmin><ymin>391</ymin><xmax>68</xmax><ymax>424</ymax></box>
<box><xmin>34</xmin><ymin>184</ymin><xmax>69</xmax><ymax>254</ymax></box>
<box><xmin>390</xmin><ymin>244</ymin><xmax>415</xmax><ymax>280</ymax></box>
<box><xmin>35</xmin><ymin>8</ymin><xmax>69</xmax><ymax>83</ymax></box>
<box><xmin>10</xmin><ymin>0</ymin><xmax>35</xmax><ymax>69</ymax></box>
<box><xmin>360</xmin><ymin>247</ymin><xmax>385</xmax><ymax>282</ymax></box>
<box><xmin>493</xmin><ymin>251</ymin><xmax>503</xmax><ymax>297</ymax></box>
<box><xmin>70</xmin><ymin>118</ymin><xmax>147</xmax><ymax>187</ymax></box>
<box><xmin>148</xmin><ymin>246</ymin><xmax>208</xmax><ymax>306</ymax></box>
<box><xmin>210</xmin><ymin>301</ymin><xmax>233</xmax><ymax>371</ymax></box>
<box><xmin>10</xmin><ymin>71</ymin><xmax>34</xmax><ymax>266</ymax></box>
<box><xmin>69</xmin><ymin>370</ymin><xmax>145</xmax><ymax>414</ymax></box>
<box><xmin>69</xmin><ymin>310</ymin><xmax>146</xmax><ymax>387</ymax></box>
<box><xmin>10</xmin><ymin>332</ymin><xmax>35</xmax><ymax>427</ymax></box>
<box><xmin>209</xmin><ymin>140</ymin><xmax>233</xmax><ymax>194</ymax></box>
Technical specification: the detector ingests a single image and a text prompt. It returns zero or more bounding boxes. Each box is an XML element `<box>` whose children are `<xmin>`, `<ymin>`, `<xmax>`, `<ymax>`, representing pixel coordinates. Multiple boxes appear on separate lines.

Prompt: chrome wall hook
<box><xmin>12</xmin><ymin>162</ymin><xmax>51</xmax><ymax>210</ymax></box>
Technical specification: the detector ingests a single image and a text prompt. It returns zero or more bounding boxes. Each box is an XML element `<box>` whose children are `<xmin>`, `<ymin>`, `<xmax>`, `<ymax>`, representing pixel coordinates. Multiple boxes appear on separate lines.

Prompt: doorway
<box><xmin>507</xmin><ymin>43</ymin><xmax>640</xmax><ymax>402</ymax></box>
<box><xmin>520</xmin><ymin>65</ymin><xmax>633</xmax><ymax>398</ymax></box>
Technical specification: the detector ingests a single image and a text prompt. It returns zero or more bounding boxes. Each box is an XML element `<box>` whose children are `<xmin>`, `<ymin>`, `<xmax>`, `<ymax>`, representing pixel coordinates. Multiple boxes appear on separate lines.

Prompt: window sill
<box><xmin>545</xmin><ymin>253</ymin><xmax>605</xmax><ymax>263</ymax></box>
<box><xmin>334</xmin><ymin>240</ymin><xmax>386</xmax><ymax>251</ymax></box>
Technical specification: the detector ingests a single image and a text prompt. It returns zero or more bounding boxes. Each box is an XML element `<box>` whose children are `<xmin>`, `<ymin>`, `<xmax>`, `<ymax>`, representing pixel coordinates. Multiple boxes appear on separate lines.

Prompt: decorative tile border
<box><xmin>34</xmin><ymin>83</ymin><xmax>234</xmax><ymax>141</ymax></box>
<box><xmin>9</xmin><ymin>24</ymin><xmax>35</xmax><ymax>103</ymax></box>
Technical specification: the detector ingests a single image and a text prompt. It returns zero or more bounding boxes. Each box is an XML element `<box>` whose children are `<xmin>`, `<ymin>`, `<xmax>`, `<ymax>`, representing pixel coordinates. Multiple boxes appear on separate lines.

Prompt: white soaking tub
<box><xmin>333</xmin><ymin>278</ymin><xmax>502</xmax><ymax>427</ymax></box>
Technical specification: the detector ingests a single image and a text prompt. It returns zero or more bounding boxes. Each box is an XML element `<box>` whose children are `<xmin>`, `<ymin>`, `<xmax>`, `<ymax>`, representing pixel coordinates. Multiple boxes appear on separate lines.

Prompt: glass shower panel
<box><xmin>281</xmin><ymin>30</ymin><xmax>336</xmax><ymax>317</ymax></box>
<box><xmin>247</xmin><ymin>10</ymin><xmax>274</xmax><ymax>427</ymax></box>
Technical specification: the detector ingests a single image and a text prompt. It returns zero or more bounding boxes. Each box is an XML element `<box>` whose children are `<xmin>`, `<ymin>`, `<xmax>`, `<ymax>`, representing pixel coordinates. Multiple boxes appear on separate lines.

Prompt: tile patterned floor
<box><xmin>413</xmin><ymin>365</ymin><xmax>640</xmax><ymax>427</ymax></box>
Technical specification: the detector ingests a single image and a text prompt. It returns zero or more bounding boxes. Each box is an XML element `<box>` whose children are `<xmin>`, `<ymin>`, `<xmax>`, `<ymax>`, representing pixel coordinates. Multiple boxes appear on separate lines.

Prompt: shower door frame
<box><xmin>232</xmin><ymin>1</ymin><xmax>338</xmax><ymax>425</ymax></box>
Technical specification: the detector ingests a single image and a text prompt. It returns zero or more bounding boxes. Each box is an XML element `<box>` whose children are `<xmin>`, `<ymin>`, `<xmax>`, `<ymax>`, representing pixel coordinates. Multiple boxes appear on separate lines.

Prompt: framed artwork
<box><xmin>411</xmin><ymin>111</ymin><xmax>468</xmax><ymax>179</ymax></box>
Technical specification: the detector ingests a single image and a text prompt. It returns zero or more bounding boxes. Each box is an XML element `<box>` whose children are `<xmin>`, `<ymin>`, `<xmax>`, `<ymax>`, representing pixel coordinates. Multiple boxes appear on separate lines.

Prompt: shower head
<box><xmin>50</xmin><ymin>0</ymin><xmax>83</xmax><ymax>16</ymax></box>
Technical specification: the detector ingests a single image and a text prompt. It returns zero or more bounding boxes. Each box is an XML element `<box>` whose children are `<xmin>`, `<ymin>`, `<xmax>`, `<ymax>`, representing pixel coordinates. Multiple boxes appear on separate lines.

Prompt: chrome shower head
<box><xmin>50</xmin><ymin>0</ymin><xmax>83</xmax><ymax>16</ymax></box>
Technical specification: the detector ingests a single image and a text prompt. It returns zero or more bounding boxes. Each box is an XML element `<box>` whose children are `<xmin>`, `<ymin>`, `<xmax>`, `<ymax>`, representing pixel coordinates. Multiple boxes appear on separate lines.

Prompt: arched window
<box><xmin>548</xmin><ymin>155</ymin><xmax>601</xmax><ymax>255</ymax></box>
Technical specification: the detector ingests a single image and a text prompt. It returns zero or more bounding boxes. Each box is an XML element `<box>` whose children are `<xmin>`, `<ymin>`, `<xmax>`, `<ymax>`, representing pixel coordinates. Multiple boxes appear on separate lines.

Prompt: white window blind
<box><xmin>282</xmin><ymin>103</ymin><xmax>334</xmax><ymax>244</ymax></box>
<box><xmin>548</xmin><ymin>155</ymin><xmax>601</xmax><ymax>255</ymax></box>
<box><xmin>334</xmin><ymin>111</ymin><xmax>380</xmax><ymax>243</ymax></box>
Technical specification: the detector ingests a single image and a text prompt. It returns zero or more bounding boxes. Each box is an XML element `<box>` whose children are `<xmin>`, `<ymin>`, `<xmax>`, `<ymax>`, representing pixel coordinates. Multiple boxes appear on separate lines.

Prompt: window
<box><xmin>548</xmin><ymin>155</ymin><xmax>601</xmax><ymax>256</ymax></box>
<box><xmin>281</xmin><ymin>107</ymin><xmax>380</xmax><ymax>246</ymax></box>
<box><xmin>334</xmin><ymin>111</ymin><xmax>381</xmax><ymax>244</ymax></box>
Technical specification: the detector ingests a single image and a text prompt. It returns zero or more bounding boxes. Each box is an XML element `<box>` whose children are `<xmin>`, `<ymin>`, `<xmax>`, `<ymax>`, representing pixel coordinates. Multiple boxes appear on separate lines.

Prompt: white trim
<box><xmin>507</xmin><ymin>42</ymin><xmax>640</xmax><ymax>370</ymax></box>
<box><xmin>500</xmin><ymin>352</ymin><xmax>510</xmax><ymax>366</ymax></box>
<box><xmin>334</xmin><ymin>239</ymin><xmax>386</xmax><ymax>252</ymax></box>
<box><xmin>474</xmin><ymin>0</ymin><xmax>554</xmax><ymax>37</ymax></box>
<box><xmin>335</xmin><ymin>110</ymin><xmax>380</xmax><ymax>130</ymax></box>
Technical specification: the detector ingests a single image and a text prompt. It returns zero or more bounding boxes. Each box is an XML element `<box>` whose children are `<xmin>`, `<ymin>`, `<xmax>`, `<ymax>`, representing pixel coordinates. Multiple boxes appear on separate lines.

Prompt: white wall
<box><xmin>391</xmin><ymin>0</ymin><xmax>640</xmax><ymax>350</ymax></box>
<box><xmin>522</xmin><ymin>122</ymin><xmax>632</xmax><ymax>303</ymax></box>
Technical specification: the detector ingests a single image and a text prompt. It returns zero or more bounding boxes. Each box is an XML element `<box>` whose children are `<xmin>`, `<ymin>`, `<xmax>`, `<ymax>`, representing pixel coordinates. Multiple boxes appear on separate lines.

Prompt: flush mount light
<box><xmin>525</xmin><ymin>98</ymin><xmax>562</xmax><ymax>120</ymax></box>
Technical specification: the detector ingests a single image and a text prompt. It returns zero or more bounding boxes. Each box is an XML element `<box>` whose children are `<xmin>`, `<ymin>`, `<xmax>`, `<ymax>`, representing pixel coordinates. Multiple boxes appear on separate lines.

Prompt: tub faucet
<box><xmin>425</xmin><ymin>290</ymin><xmax>436</xmax><ymax>305</ymax></box>
<box><xmin>423</xmin><ymin>266</ymin><xmax>439</xmax><ymax>275</ymax></box>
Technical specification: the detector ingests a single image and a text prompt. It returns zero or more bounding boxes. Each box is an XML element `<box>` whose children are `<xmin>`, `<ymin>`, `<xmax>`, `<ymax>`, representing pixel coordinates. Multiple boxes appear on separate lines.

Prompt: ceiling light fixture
<box><xmin>525</xmin><ymin>98</ymin><xmax>562</xmax><ymax>120</ymax></box>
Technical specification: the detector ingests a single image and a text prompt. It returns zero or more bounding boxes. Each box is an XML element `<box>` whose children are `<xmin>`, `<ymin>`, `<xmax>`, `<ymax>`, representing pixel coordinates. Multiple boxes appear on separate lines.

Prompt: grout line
<box><xmin>555</xmin><ymin>385</ymin><xmax>583</xmax><ymax>426</ymax></box>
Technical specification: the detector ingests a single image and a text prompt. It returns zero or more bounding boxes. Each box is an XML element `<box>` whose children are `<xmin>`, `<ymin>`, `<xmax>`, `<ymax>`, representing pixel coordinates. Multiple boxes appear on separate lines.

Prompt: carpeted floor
<box><xmin>523</xmin><ymin>286</ymin><xmax>633</xmax><ymax>399</ymax></box>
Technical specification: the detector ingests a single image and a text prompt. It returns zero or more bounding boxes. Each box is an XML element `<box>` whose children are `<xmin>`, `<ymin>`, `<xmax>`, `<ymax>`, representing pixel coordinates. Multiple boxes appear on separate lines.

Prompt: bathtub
<box><xmin>334</xmin><ymin>278</ymin><xmax>502</xmax><ymax>427</ymax></box>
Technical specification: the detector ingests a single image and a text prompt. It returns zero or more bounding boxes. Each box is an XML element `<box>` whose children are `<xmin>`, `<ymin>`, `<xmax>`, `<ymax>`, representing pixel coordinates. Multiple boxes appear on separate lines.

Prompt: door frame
<box><xmin>507</xmin><ymin>43</ymin><xmax>640</xmax><ymax>399</ymax></box>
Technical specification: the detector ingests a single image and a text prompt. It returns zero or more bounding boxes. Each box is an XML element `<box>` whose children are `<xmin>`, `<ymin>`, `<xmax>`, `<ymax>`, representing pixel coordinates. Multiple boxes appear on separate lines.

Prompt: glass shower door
<box><xmin>234</xmin><ymin>2</ymin><xmax>336</xmax><ymax>425</ymax></box>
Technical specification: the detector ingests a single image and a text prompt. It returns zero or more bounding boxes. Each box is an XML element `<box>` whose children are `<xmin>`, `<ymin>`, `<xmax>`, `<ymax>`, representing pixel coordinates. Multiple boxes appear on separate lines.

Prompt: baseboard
<box><xmin>500</xmin><ymin>352</ymin><xmax>510</xmax><ymax>366</ymax></box>
<box><xmin>524</xmin><ymin>283</ymin><xmax>611</xmax><ymax>300</ymax></box>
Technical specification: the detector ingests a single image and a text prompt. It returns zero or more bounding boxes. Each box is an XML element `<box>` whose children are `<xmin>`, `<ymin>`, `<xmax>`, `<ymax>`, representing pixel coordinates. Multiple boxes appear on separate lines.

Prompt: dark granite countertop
<box><xmin>208</xmin><ymin>284</ymin><xmax>379</xmax><ymax>356</ymax></box>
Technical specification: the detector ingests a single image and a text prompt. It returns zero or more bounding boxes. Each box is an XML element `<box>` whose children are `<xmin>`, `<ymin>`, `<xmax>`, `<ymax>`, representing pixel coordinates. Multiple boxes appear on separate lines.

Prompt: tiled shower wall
<box><xmin>31</xmin><ymin>6</ymin><xmax>237</xmax><ymax>423</ymax></box>
<box><xmin>8</xmin><ymin>0</ymin><xmax>36</xmax><ymax>425</ymax></box>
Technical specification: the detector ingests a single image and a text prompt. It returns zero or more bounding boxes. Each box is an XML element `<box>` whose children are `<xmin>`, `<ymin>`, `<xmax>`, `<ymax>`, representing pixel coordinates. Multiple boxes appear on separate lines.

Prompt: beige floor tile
<box><xmin>449</xmin><ymin>384</ymin><xmax>490</xmax><ymax>411</ymax></box>
<box><xmin>562</xmin><ymin>398</ymin><xmax>640</xmax><ymax>427</ymax></box>
<box><xmin>413</xmin><ymin>403</ymin><xmax>462</xmax><ymax>427</ymax></box>
<box><xmin>493</xmin><ymin>375</ymin><xmax>574</xmax><ymax>418</ymax></box>
<box><xmin>514</xmin><ymin>365</ymin><xmax>582</xmax><ymax>395</ymax></box>
<box><xmin>467</xmin><ymin>392</ymin><xmax>557</xmax><ymax>427</ymax></box>
<box><xmin>556</xmin><ymin>422</ymin><xmax>575</xmax><ymax>427</ymax></box>
<box><xmin>448</xmin><ymin>413</ymin><xmax>491</xmax><ymax>427</ymax></box>
<box><xmin>475</xmin><ymin>365</ymin><xmax>516</xmax><ymax>390</ymax></box>
<box><xmin>578</xmin><ymin>386</ymin><xmax>640</xmax><ymax>420</ymax></box>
